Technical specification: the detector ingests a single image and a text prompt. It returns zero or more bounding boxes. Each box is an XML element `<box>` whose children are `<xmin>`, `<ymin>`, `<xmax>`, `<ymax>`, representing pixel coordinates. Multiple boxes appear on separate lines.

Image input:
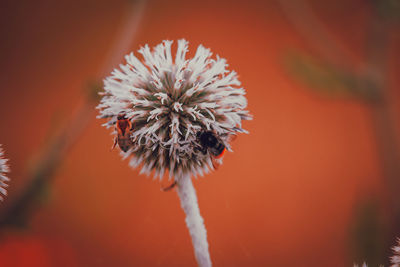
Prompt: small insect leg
<box><xmin>111</xmin><ymin>137</ymin><xmax>118</xmax><ymax>151</ymax></box>
<box><xmin>161</xmin><ymin>181</ymin><xmax>177</xmax><ymax>192</ymax></box>
<box><xmin>212</xmin><ymin>157</ymin><xmax>221</xmax><ymax>170</ymax></box>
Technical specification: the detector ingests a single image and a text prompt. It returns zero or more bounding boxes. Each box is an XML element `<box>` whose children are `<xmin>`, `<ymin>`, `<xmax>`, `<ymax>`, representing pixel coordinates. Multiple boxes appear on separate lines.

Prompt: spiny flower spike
<box><xmin>0</xmin><ymin>145</ymin><xmax>10</xmax><ymax>201</ymax></box>
<box><xmin>391</xmin><ymin>238</ymin><xmax>400</xmax><ymax>267</ymax></box>
<box><xmin>97</xmin><ymin>39</ymin><xmax>251</xmax><ymax>179</ymax></box>
<box><xmin>353</xmin><ymin>263</ymin><xmax>385</xmax><ymax>267</ymax></box>
<box><xmin>97</xmin><ymin>39</ymin><xmax>251</xmax><ymax>267</ymax></box>
<box><xmin>353</xmin><ymin>237</ymin><xmax>400</xmax><ymax>267</ymax></box>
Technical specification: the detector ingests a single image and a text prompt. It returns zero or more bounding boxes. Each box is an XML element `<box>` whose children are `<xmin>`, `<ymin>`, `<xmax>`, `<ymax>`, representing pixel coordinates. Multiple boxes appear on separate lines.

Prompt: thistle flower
<box><xmin>0</xmin><ymin>145</ymin><xmax>10</xmax><ymax>201</ymax></box>
<box><xmin>391</xmin><ymin>238</ymin><xmax>400</xmax><ymax>267</ymax></box>
<box><xmin>353</xmin><ymin>237</ymin><xmax>400</xmax><ymax>267</ymax></box>
<box><xmin>97</xmin><ymin>39</ymin><xmax>251</xmax><ymax>179</ymax></box>
<box><xmin>97</xmin><ymin>39</ymin><xmax>251</xmax><ymax>267</ymax></box>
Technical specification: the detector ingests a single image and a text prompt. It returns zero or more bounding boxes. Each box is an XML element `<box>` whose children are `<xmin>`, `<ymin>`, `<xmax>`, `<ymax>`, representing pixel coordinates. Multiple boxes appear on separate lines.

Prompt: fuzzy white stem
<box><xmin>176</xmin><ymin>175</ymin><xmax>212</xmax><ymax>267</ymax></box>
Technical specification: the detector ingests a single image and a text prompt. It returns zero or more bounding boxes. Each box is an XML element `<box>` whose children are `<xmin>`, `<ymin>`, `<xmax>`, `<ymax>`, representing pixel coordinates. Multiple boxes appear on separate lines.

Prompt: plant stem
<box><xmin>176</xmin><ymin>175</ymin><xmax>212</xmax><ymax>267</ymax></box>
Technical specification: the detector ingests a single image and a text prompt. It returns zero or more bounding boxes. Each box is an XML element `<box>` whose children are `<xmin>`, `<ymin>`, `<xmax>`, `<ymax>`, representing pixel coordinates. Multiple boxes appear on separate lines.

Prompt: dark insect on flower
<box><xmin>196</xmin><ymin>131</ymin><xmax>236</xmax><ymax>169</ymax></box>
<box><xmin>161</xmin><ymin>180</ymin><xmax>177</xmax><ymax>191</ymax></box>
<box><xmin>111</xmin><ymin>113</ymin><xmax>134</xmax><ymax>152</ymax></box>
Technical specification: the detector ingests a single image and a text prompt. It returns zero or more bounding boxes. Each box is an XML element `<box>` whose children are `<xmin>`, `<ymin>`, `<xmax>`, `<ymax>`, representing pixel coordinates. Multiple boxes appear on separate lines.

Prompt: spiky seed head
<box><xmin>391</xmin><ymin>238</ymin><xmax>400</xmax><ymax>267</ymax></box>
<box><xmin>97</xmin><ymin>39</ymin><xmax>251</xmax><ymax>180</ymax></box>
<box><xmin>0</xmin><ymin>145</ymin><xmax>10</xmax><ymax>201</ymax></box>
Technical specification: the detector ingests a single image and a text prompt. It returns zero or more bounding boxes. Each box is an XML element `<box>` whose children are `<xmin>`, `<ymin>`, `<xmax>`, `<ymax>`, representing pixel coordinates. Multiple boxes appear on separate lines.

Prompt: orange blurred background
<box><xmin>0</xmin><ymin>0</ymin><xmax>399</xmax><ymax>266</ymax></box>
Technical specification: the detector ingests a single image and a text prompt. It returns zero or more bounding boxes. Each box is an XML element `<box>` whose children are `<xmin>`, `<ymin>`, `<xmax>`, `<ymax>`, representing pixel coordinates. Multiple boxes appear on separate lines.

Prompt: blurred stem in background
<box><xmin>278</xmin><ymin>0</ymin><xmax>400</xmax><ymax>265</ymax></box>
<box><xmin>0</xmin><ymin>0</ymin><xmax>146</xmax><ymax>229</ymax></box>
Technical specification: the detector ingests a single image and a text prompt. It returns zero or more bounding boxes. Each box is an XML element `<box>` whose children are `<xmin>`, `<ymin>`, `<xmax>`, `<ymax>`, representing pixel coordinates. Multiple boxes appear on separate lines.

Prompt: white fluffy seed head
<box><xmin>0</xmin><ymin>145</ymin><xmax>10</xmax><ymax>201</ymax></box>
<box><xmin>97</xmin><ymin>39</ymin><xmax>251</xmax><ymax>180</ymax></box>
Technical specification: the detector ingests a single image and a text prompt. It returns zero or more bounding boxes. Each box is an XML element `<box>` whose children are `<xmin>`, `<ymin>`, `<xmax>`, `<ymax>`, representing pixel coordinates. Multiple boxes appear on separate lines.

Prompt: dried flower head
<box><xmin>97</xmin><ymin>39</ymin><xmax>251</xmax><ymax>179</ymax></box>
<box><xmin>391</xmin><ymin>238</ymin><xmax>400</xmax><ymax>267</ymax></box>
<box><xmin>0</xmin><ymin>145</ymin><xmax>10</xmax><ymax>201</ymax></box>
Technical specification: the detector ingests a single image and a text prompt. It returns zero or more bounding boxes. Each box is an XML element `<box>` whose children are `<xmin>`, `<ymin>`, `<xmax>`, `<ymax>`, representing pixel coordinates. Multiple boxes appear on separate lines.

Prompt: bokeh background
<box><xmin>0</xmin><ymin>0</ymin><xmax>399</xmax><ymax>266</ymax></box>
